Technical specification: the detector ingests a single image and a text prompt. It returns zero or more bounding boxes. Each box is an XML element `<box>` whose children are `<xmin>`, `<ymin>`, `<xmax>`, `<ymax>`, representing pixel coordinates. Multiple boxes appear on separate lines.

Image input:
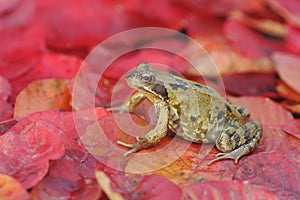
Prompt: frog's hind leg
<box><xmin>231</xmin><ymin>104</ymin><xmax>250</xmax><ymax>118</ymax></box>
<box><xmin>207</xmin><ymin>121</ymin><xmax>262</xmax><ymax>165</ymax></box>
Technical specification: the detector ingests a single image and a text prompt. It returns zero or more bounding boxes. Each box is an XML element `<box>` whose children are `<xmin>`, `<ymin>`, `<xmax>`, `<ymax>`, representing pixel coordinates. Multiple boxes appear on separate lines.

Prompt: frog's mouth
<box><xmin>136</xmin><ymin>84</ymin><xmax>169</xmax><ymax>102</ymax></box>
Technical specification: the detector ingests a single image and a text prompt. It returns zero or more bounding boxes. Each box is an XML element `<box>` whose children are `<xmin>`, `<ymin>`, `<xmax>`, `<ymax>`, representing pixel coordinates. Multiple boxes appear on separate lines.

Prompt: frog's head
<box><xmin>126</xmin><ymin>62</ymin><xmax>169</xmax><ymax>101</ymax></box>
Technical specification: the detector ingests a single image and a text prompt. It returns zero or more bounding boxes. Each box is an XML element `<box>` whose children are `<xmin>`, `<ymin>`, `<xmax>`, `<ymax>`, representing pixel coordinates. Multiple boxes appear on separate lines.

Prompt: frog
<box><xmin>108</xmin><ymin>62</ymin><xmax>262</xmax><ymax>165</ymax></box>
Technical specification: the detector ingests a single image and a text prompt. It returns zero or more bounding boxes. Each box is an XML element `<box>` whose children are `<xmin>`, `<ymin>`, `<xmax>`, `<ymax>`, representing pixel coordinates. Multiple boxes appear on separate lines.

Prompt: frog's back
<box><xmin>166</xmin><ymin>81</ymin><xmax>235</xmax><ymax>143</ymax></box>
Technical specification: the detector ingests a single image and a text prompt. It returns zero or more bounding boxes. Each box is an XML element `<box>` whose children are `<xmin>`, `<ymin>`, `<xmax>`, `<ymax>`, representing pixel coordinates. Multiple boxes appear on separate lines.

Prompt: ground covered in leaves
<box><xmin>0</xmin><ymin>0</ymin><xmax>300</xmax><ymax>199</ymax></box>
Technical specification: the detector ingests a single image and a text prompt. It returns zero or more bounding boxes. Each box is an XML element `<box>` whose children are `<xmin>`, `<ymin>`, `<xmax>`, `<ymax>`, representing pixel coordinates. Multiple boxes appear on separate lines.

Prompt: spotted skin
<box><xmin>109</xmin><ymin>63</ymin><xmax>263</xmax><ymax>165</ymax></box>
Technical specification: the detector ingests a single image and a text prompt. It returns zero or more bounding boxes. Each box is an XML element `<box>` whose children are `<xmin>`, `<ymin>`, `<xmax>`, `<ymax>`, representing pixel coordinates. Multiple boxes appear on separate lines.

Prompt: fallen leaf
<box><xmin>133</xmin><ymin>0</ymin><xmax>187</xmax><ymax>27</ymax></box>
<box><xmin>229</xmin><ymin>10</ymin><xmax>287</xmax><ymax>38</ymax></box>
<box><xmin>182</xmin><ymin>180</ymin><xmax>279</xmax><ymax>200</ymax></box>
<box><xmin>185</xmin><ymin>50</ymin><xmax>275</xmax><ymax>77</ymax></box>
<box><xmin>223</xmin><ymin>72</ymin><xmax>279</xmax><ymax>97</ymax></box>
<box><xmin>228</xmin><ymin>96</ymin><xmax>293</xmax><ymax>127</ymax></box>
<box><xmin>282</xmin><ymin>119</ymin><xmax>300</xmax><ymax>139</ymax></box>
<box><xmin>97</xmin><ymin>170</ymin><xmax>182</xmax><ymax>200</ymax></box>
<box><xmin>95</xmin><ymin>171</ymin><xmax>124</xmax><ymax>200</ymax></box>
<box><xmin>31</xmin><ymin>149</ymin><xmax>103</xmax><ymax>199</ymax></box>
<box><xmin>0</xmin><ymin>120</ymin><xmax>65</xmax><ymax>188</ymax></box>
<box><xmin>276</xmin><ymin>81</ymin><xmax>300</xmax><ymax>102</ymax></box>
<box><xmin>273</xmin><ymin>52</ymin><xmax>300</xmax><ymax>94</ymax></box>
<box><xmin>0</xmin><ymin>25</ymin><xmax>45</xmax><ymax>79</ymax></box>
<box><xmin>14</xmin><ymin>79</ymin><xmax>71</xmax><ymax>118</ymax></box>
<box><xmin>175</xmin><ymin>0</ymin><xmax>264</xmax><ymax>16</ymax></box>
<box><xmin>144</xmin><ymin>140</ymin><xmax>237</xmax><ymax>186</ymax></box>
<box><xmin>0</xmin><ymin>119</ymin><xmax>17</xmax><ymax>136</ymax></box>
<box><xmin>281</xmin><ymin>103</ymin><xmax>300</xmax><ymax>115</ymax></box>
<box><xmin>0</xmin><ymin>173</ymin><xmax>29</xmax><ymax>200</ymax></box>
<box><xmin>35</xmin><ymin>0</ymin><xmax>149</xmax><ymax>50</ymax></box>
<box><xmin>233</xmin><ymin>128</ymin><xmax>300</xmax><ymax>199</ymax></box>
<box><xmin>0</xmin><ymin>76</ymin><xmax>11</xmax><ymax>101</ymax></box>
<box><xmin>79</xmin><ymin>113</ymin><xmax>153</xmax><ymax>171</ymax></box>
<box><xmin>10</xmin><ymin>53</ymin><xmax>82</xmax><ymax>102</ymax></box>
<box><xmin>266</xmin><ymin>0</ymin><xmax>300</xmax><ymax>28</ymax></box>
<box><xmin>183</xmin><ymin>13</ymin><xmax>224</xmax><ymax>40</ymax></box>
<box><xmin>20</xmin><ymin>107</ymin><xmax>108</xmax><ymax>150</ymax></box>
<box><xmin>0</xmin><ymin>0</ymin><xmax>21</xmax><ymax>15</ymax></box>
<box><xmin>0</xmin><ymin>100</ymin><xmax>13</xmax><ymax>121</ymax></box>
<box><xmin>1</xmin><ymin>0</ymin><xmax>35</xmax><ymax>29</ymax></box>
<box><xmin>224</xmin><ymin>19</ymin><xmax>286</xmax><ymax>58</ymax></box>
<box><xmin>286</xmin><ymin>25</ymin><xmax>300</xmax><ymax>54</ymax></box>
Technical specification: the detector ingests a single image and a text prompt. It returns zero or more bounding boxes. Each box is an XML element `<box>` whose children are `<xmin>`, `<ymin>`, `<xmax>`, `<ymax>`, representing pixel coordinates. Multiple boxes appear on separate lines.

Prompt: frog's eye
<box><xmin>140</xmin><ymin>73</ymin><xmax>155</xmax><ymax>83</ymax></box>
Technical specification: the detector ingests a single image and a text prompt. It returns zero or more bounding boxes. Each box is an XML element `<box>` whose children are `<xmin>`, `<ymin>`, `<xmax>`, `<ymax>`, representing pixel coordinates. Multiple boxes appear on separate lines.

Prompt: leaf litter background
<box><xmin>0</xmin><ymin>0</ymin><xmax>300</xmax><ymax>199</ymax></box>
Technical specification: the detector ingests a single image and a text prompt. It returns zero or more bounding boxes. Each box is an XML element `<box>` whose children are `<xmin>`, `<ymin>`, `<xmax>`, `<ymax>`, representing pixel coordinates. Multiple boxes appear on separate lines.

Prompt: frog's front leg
<box><xmin>107</xmin><ymin>92</ymin><xmax>145</xmax><ymax>113</ymax></box>
<box><xmin>117</xmin><ymin>102</ymin><xmax>169</xmax><ymax>156</ymax></box>
<box><xmin>208</xmin><ymin>121</ymin><xmax>262</xmax><ymax>165</ymax></box>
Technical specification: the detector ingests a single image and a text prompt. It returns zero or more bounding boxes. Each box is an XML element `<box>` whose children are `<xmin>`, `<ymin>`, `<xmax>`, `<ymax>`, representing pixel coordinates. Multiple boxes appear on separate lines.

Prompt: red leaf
<box><xmin>228</xmin><ymin>96</ymin><xmax>293</xmax><ymax>127</ymax></box>
<box><xmin>96</xmin><ymin>171</ymin><xmax>182</xmax><ymax>200</ymax></box>
<box><xmin>10</xmin><ymin>53</ymin><xmax>82</xmax><ymax>102</ymax></box>
<box><xmin>182</xmin><ymin>180</ymin><xmax>278</xmax><ymax>199</ymax></box>
<box><xmin>0</xmin><ymin>76</ymin><xmax>11</xmax><ymax>101</ymax></box>
<box><xmin>35</xmin><ymin>0</ymin><xmax>117</xmax><ymax>49</ymax></box>
<box><xmin>133</xmin><ymin>0</ymin><xmax>188</xmax><ymax>27</ymax></box>
<box><xmin>223</xmin><ymin>72</ymin><xmax>279</xmax><ymax>97</ymax></box>
<box><xmin>79</xmin><ymin>113</ymin><xmax>153</xmax><ymax>171</ymax></box>
<box><xmin>0</xmin><ymin>173</ymin><xmax>29</xmax><ymax>200</ymax></box>
<box><xmin>0</xmin><ymin>120</ymin><xmax>65</xmax><ymax>188</ymax></box>
<box><xmin>273</xmin><ymin>52</ymin><xmax>300</xmax><ymax>94</ymax></box>
<box><xmin>0</xmin><ymin>99</ymin><xmax>13</xmax><ymax>121</ymax></box>
<box><xmin>176</xmin><ymin>0</ymin><xmax>264</xmax><ymax>16</ymax></box>
<box><xmin>224</xmin><ymin>19</ymin><xmax>286</xmax><ymax>58</ymax></box>
<box><xmin>0</xmin><ymin>0</ymin><xmax>35</xmax><ymax>29</ymax></box>
<box><xmin>31</xmin><ymin>149</ymin><xmax>103</xmax><ymax>199</ymax></box>
<box><xmin>282</xmin><ymin>119</ymin><xmax>300</xmax><ymax>139</ymax></box>
<box><xmin>17</xmin><ymin>107</ymin><xmax>109</xmax><ymax>150</ymax></box>
<box><xmin>0</xmin><ymin>0</ymin><xmax>21</xmax><ymax>15</ymax></box>
<box><xmin>104</xmin><ymin>50</ymin><xmax>175</xmax><ymax>80</ymax></box>
<box><xmin>229</xmin><ymin>10</ymin><xmax>287</xmax><ymax>38</ymax></box>
<box><xmin>36</xmin><ymin>0</ymin><xmax>149</xmax><ymax>49</ymax></box>
<box><xmin>276</xmin><ymin>81</ymin><xmax>300</xmax><ymax>102</ymax></box>
<box><xmin>14</xmin><ymin>79</ymin><xmax>72</xmax><ymax>118</ymax></box>
<box><xmin>281</xmin><ymin>103</ymin><xmax>300</xmax><ymax>115</ymax></box>
<box><xmin>266</xmin><ymin>0</ymin><xmax>300</xmax><ymax>28</ymax></box>
<box><xmin>233</xmin><ymin>128</ymin><xmax>300</xmax><ymax>199</ymax></box>
<box><xmin>0</xmin><ymin>119</ymin><xmax>17</xmax><ymax>136</ymax></box>
<box><xmin>0</xmin><ymin>25</ymin><xmax>45</xmax><ymax>79</ymax></box>
<box><xmin>31</xmin><ymin>177</ymin><xmax>101</xmax><ymax>200</ymax></box>
<box><xmin>286</xmin><ymin>25</ymin><xmax>300</xmax><ymax>54</ymax></box>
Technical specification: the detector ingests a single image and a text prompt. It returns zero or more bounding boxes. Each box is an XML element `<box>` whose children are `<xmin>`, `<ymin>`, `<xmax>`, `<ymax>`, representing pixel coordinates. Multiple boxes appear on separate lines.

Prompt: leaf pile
<box><xmin>1</xmin><ymin>0</ymin><xmax>300</xmax><ymax>199</ymax></box>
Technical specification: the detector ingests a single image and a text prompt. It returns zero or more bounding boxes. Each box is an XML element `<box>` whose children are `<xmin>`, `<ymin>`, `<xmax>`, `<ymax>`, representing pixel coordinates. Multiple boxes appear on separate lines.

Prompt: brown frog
<box><xmin>109</xmin><ymin>62</ymin><xmax>262</xmax><ymax>165</ymax></box>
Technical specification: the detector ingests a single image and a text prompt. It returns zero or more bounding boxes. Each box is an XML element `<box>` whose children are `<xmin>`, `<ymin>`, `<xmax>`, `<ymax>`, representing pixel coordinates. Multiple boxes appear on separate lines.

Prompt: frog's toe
<box><xmin>207</xmin><ymin>150</ymin><xmax>242</xmax><ymax>165</ymax></box>
<box><xmin>117</xmin><ymin>137</ymin><xmax>141</xmax><ymax>156</ymax></box>
<box><xmin>123</xmin><ymin>148</ymin><xmax>138</xmax><ymax>156</ymax></box>
<box><xmin>107</xmin><ymin>105</ymin><xmax>129</xmax><ymax>113</ymax></box>
<box><xmin>117</xmin><ymin>140</ymin><xmax>134</xmax><ymax>148</ymax></box>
